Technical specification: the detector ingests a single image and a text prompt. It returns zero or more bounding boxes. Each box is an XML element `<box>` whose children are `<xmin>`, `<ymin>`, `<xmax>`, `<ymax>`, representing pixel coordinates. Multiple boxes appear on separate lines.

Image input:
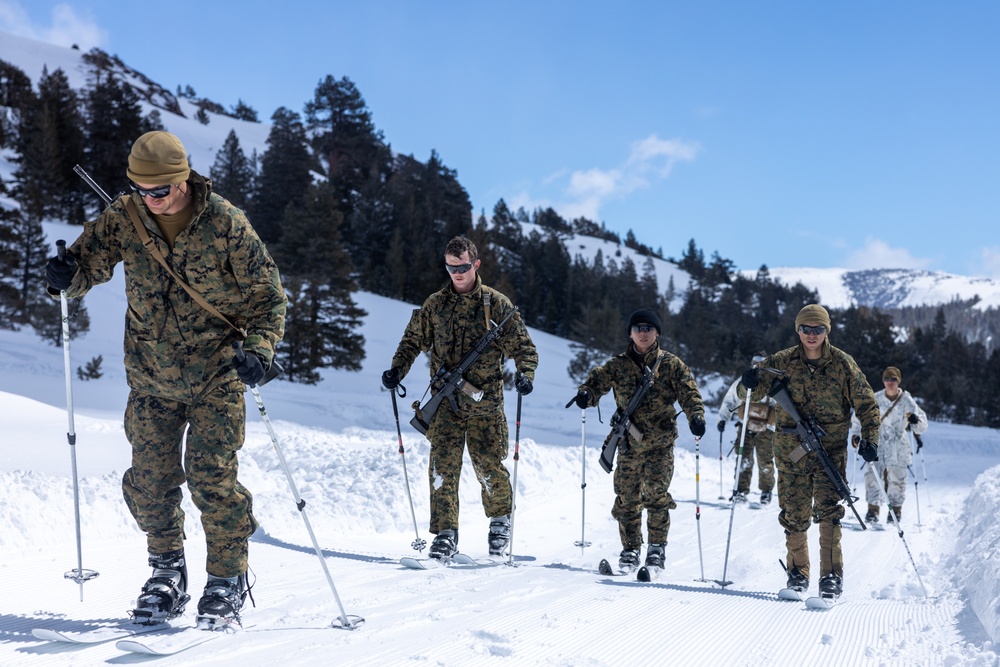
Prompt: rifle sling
<box><xmin>125</xmin><ymin>197</ymin><xmax>247</xmax><ymax>339</ymax></box>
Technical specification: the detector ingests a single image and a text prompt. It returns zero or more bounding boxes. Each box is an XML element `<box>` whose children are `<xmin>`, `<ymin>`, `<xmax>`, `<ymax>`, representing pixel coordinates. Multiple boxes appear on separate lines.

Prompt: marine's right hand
<box><xmin>46</xmin><ymin>251</ymin><xmax>78</xmax><ymax>291</ymax></box>
<box><xmin>566</xmin><ymin>388</ymin><xmax>590</xmax><ymax>409</ymax></box>
<box><xmin>381</xmin><ymin>367</ymin><xmax>401</xmax><ymax>390</ymax></box>
<box><xmin>740</xmin><ymin>367</ymin><xmax>759</xmax><ymax>389</ymax></box>
<box><xmin>717</xmin><ymin>420</ymin><xmax>726</xmax><ymax>433</ymax></box>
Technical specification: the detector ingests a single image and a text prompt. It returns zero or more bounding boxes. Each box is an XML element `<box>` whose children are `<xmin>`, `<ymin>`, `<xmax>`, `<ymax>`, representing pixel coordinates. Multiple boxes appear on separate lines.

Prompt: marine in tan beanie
<box><xmin>127</xmin><ymin>131</ymin><xmax>191</xmax><ymax>185</ymax></box>
<box><xmin>795</xmin><ymin>303</ymin><xmax>831</xmax><ymax>331</ymax></box>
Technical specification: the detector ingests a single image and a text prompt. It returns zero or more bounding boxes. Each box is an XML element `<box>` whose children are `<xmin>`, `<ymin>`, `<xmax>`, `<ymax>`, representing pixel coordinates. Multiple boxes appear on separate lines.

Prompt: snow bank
<box><xmin>952</xmin><ymin>464</ymin><xmax>1000</xmax><ymax>643</ymax></box>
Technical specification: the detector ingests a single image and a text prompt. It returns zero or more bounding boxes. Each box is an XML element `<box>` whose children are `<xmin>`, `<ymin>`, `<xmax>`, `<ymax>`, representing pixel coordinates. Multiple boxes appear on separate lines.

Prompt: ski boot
<box><xmin>785</xmin><ymin>566</ymin><xmax>808</xmax><ymax>593</ymax></box>
<box><xmin>759</xmin><ymin>491</ymin><xmax>772</xmax><ymax>506</ymax></box>
<box><xmin>196</xmin><ymin>573</ymin><xmax>251</xmax><ymax>629</ymax></box>
<box><xmin>644</xmin><ymin>543</ymin><xmax>665</xmax><ymax>569</ymax></box>
<box><xmin>818</xmin><ymin>573</ymin><xmax>843</xmax><ymax>599</ymax></box>
<box><xmin>429</xmin><ymin>529</ymin><xmax>458</xmax><ymax>560</ymax></box>
<box><xmin>132</xmin><ymin>549</ymin><xmax>190</xmax><ymax>624</ymax></box>
<box><xmin>488</xmin><ymin>515</ymin><xmax>511</xmax><ymax>556</ymax></box>
<box><xmin>731</xmin><ymin>491</ymin><xmax>748</xmax><ymax>504</ymax></box>
<box><xmin>618</xmin><ymin>548</ymin><xmax>640</xmax><ymax>572</ymax></box>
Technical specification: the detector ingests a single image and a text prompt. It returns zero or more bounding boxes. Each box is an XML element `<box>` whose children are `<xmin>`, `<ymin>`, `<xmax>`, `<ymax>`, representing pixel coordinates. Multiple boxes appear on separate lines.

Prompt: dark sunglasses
<box><xmin>631</xmin><ymin>324</ymin><xmax>656</xmax><ymax>334</ymax></box>
<box><xmin>129</xmin><ymin>181</ymin><xmax>173</xmax><ymax>199</ymax></box>
<box><xmin>797</xmin><ymin>324</ymin><xmax>828</xmax><ymax>336</ymax></box>
<box><xmin>445</xmin><ymin>261</ymin><xmax>475</xmax><ymax>275</ymax></box>
<box><xmin>882</xmin><ymin>377</ymin><xmax>899</xmax><ymax>383</ymax></box>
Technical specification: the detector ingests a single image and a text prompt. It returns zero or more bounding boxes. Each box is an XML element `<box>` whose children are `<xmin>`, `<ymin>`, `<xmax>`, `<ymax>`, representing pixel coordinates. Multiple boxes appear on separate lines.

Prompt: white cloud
<box><xmin>0</xmin><ymin>1</ymin><xmax>106</xmax><ymax>50</ymax></box>
<box><xmin>842</xmin><ymin>237</ymin><xmax>932</xmax><ymax>271</ymax></box>
<box><xmin>522</xmin><ymin>133</ymin><xmax>699</xmax><ymax>222</ymax></box>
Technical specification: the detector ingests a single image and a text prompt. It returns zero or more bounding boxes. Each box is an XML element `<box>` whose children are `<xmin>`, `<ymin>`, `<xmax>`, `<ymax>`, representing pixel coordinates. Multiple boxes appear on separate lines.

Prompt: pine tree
<box><xmin>0</xmin><ymin>59</ymin><xmax>34</xmax><ymax>150</ymax></box>
<box><xmin>251</xmin><ymin>107</ymin><xmax>315</xmax><ymax>245</ymax></box>
<box><xmin>231</xmin><ymin>99</ymin><xmax>259</xmax><ymax>122</ymax></box>
<box><xmin>13</xmin><ymin>67</ymin><xmax>84</xmax><ymax>223</ymax></box>
<box><xmin>272</xmin><ymin>185</ymin><xmax>366</xmax><ymax>382</ymax></box>
<box><xmin>83</xmin><ymin>73</ymin><xmax>144</xmax><ymax>207</ymax></box>
<box><xmin>210</xmin><ymin>130</ymin><xmax>255</xmax><ymax>210</ymax></box>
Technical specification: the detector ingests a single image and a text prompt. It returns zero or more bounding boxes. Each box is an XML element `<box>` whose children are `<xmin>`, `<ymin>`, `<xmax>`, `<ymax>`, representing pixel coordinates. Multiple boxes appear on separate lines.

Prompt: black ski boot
<box><xmin>618</xmin><ymin>548</ymin><xmax>640</xmax><ymax>572</ymax></box>
<box><xmin>759</xmin><ymin>491</ymin><xmax>773</xmax><ymax>505</ymax></box>
<box><xmin>786</xmin><ymin>566</ymin><xmax>808</xmax><ymax>593</ymax></box>
<box><xmin>196</xmin><ymin>573</ymin><xmax>250</xmax><ymax>629</ymax></box>
<box><xmin>429</xmin><ymin>529</ymin><xmax>458</xmax><ymax>560</ymax></box>
<box><xmin>132</xmin><ymin>549</ymin><xmax>190</xmax><ymax>624</ymax></box>
<box><xmin>488</xmin><ymin>515</ymin><xmax>511</xmax><ymax>556</ymax></box>
<box><xmin>819</xmin><ymin>573</ymin><xmax>843</xmax><ymax>598</ymax></box>
<box><xmin>731</xmin><ymin>491</ymin><xmax>748</xmax><ymax>504</ymax></box>
<box><xmin>645</xmin><ymin>543</ymin><xmax>665</xmax><ymax>569</ymax></box>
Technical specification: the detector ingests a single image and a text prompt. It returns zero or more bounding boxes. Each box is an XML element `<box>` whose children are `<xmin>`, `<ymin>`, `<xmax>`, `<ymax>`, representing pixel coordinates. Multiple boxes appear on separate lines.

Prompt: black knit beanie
<box><xmin>627</xmin><ymin>308</ymin><xmax>661</xmax><ymax>335</ymax></box>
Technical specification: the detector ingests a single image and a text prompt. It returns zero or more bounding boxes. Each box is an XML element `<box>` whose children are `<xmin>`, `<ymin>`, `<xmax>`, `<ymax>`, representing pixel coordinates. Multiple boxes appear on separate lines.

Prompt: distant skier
<box><xmin>741</xmin><ymin>304</ymin><xmax>879</xmax><ymax>599</ymax></box>
<box><xmin>717</xmin><ymin>351</ymin><xmax>776</xmax><ymax>506</ymax></box>
<box><xmin>381</xmin><ymin>236</ymin><xmax>537</xmax><ymax>560</ymax></box>
<box><xmin>850</xmin><ymin>366</ymin><xmax>927</xmax><ymax>524</ymax></box>
<box><xmin>45</xmin><ymin>131</ymin><xmax>286</xmax><ymax>626</ymax></box>
<box><xmin>570</xmin><ymin>308</ymin><xmax>705</xmax><ymax>574</ymax></box>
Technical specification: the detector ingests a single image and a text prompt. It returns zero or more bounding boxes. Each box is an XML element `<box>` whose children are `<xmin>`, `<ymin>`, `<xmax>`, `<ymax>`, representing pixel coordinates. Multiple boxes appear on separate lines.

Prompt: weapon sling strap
<box><xmin>125</xmin><ymin>197</ymin><xmax>247</xmax><ymax>339</ymax></box>
<box><xmin>483</xmin><ymin>291</ymin><xmax>492</xmax><ymax>330</ymax></box>
<box><xmin>881</xmin><ymin>392</ymin><xmax>903</xmax><ymax>420</ymax></box>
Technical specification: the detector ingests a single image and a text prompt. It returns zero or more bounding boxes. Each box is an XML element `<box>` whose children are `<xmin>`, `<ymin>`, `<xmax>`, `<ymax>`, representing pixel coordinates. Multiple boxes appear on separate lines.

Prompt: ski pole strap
<box><xmin>124</xmin><ymin>197</ymin><xmax>247</xmax><ymax>339</ymax></box>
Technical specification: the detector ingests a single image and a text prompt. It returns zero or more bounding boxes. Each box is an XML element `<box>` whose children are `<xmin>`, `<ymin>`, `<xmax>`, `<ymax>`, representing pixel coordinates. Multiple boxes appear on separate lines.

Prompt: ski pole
<box><xmin>56</xmin><ymin>240</ymin><xmax>99</xmax><ymax>600</ymax></box>
<box><xmin>390</xmin><ymin>385</ymin><xmax>426</xmax><ymax>552</ymax></box>
<box><xmin>573</xmin><ymin>407</ymin><xmax>591</xmax><ymax>550</ymax></box>
<box><xmin>906</xmin><ymin>464</ymin><xmax>922</xmax><ymax>530</ymax></box>
<box><xmin>866</xmin><ymin>460</ymin><xmax>928</xmax><ymax>597</ymax></box>
<box><xmin>717</xmin><ymin>428</ymin><xmax>725</xmax><ymax>500</ymax></box>
<box><xmin>913</xmin><ymin>431</ymin><xmax>929</xmax><ymax>504</ymax></box>
<box><xmin>849</xmin><ymin>436</ymin><xmax>858</xmax><ymax>493</ymax></box>
<box><xmin>234</xmin><ymin>342</ymin><xmax>363</xmax><ymax>629</ymax></box>
<box><xmin>507</xmin><ymin>386</ymin><xmax>523</xmax><ymax>566</ymax></box>
<box><xmin>694</xmin><ymin>434</ymin><xmax>707</xmax><ymax>582</ymax></box>
<box><xmin>717</xmin><ymin>387</ymin><xmax>753</xmax><ymax>587</ymax></box>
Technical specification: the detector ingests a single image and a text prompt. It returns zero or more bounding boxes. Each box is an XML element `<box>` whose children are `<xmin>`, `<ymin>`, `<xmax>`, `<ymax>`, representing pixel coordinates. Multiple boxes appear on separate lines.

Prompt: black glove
<box><xmin>381</xmin><ymin>367</ymin><xmax>400</xmax><ymax>390</ymax></box>
<box><xmin>515</xmin><ymin>374</ymin><xmax>533</xmax><ymax>395</ymax></box>
<box><xmin>858</xmin><ymin>439</ymin><xmax>879</xmax><ymax>463</ymax></box>
<box><xmin>46</xmin><ymin>251</ymin><xmax>78</xmax><ymax>291</ymax></box>
<box><xmin>851</xmin><ymin>434</ymin><xmax>861</xmax><ymax>448</ymax></box>
<box><xmin>690</xmin><ymin>414</ymin><xmax>706</xmax><ymax>437</ymax></box>
<box><xmin>914</xmin><ymin>433</ymin><xmax>923</xmax><ymax>452</ymax></box>
<box><xmin>740</xmin><ymin>367</ymin><xmax>759</xmax><ymax>389</ymax></box>
<box><xmin>233</xmin><ymin>351</ymin><xmax>266</xmax><ymax>386</ymax></box>
<box><xmin>717</xmin><ymin>420</ymin><xmax>726</xmax><ymax>433</ymax></box>
<box><xmin>907</xmin><ymin>413</ymin><xmax>919</xmax><ymax>425</ymax></box>
<box><xmin>567</xmin><ymin>389</ymin><xmax>590</xmax><ymax>409</ymax></box>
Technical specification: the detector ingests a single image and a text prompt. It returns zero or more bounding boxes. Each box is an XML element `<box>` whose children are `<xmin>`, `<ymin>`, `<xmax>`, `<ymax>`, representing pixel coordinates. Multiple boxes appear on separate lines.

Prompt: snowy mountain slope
<box><xmin>1</xmin><ymin>226</ymin><xmax>999</xmax><ymax>665</ymax></box>
<box><xmin>762</xmin><ymin>266</ymin><xmax>1000</xmax><ymax>312</ymax></box>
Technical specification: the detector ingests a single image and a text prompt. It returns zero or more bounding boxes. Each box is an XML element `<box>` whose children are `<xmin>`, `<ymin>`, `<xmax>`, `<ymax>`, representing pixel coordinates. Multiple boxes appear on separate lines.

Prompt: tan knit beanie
<box><xmin>883</xmin><ymin>366</ymin><xmax>901</xmax><ymax>382</ymax></box>
<box><xmin>126</xmin><ymin>131</ymin><xmax>190</xmax><ymax>185</ymax></box>
<box><xmin>795</xmin><ymin>304</ymin><xmax>831</xmax><ymax>330</ymax></box>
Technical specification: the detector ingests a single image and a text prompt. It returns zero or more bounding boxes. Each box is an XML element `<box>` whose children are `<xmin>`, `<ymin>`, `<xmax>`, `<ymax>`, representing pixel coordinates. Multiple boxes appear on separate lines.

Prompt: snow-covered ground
<box><xmin>1</xmin><ymin>221</ymin><xmax>999</xmax><ymax>666</ymax></box>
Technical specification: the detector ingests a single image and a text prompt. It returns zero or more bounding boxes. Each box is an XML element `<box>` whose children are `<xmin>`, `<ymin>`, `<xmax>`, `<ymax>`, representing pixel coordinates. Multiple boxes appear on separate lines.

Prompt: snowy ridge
<box><xmin>762</xmin><ymin>266</ymin><xmax>1000</xmax><ymax>311</ymax></box>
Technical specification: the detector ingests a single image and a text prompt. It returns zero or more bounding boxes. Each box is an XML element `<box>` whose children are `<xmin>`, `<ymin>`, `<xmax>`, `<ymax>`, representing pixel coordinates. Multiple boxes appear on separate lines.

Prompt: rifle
<box><xmin>598</xmin><ymin>355</ymin><xmax>662</xmax><ymax>474</ymax></box>
<box><xmin>766</xmin><ymin>378</ymin><xmax>867</xmax><ymax>530</ymax></box>
<box><xmin>410</xmin><ymin>307</ymin><xmax>518</xmax><ymax>435</ymax></box>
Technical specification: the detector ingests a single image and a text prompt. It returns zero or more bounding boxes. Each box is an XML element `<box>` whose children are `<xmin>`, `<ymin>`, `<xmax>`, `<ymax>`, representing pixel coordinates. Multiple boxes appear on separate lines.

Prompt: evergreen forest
<box><xmin>1</xmin><ymin>50</ymin><xmax>999</xmax><ymax>428</ymax></box>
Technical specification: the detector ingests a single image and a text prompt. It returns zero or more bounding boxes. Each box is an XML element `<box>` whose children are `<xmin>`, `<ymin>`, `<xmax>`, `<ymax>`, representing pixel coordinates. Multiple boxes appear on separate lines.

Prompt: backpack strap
<box><xmin>483</xmin><ymin>290</ymin><xmax>493</xmax><ymax>330</ymax></box>
<box><xmin>124</xmin><ymin>197</ymin><xmax>247</xmax><ymax>339</ymax></box>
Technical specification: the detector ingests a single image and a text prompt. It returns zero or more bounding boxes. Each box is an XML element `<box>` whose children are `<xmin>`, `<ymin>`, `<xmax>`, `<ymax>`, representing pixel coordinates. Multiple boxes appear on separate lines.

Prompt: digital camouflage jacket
<box><xmin>60</xmin><ymin>171</ymin><xmax>285</xmax><ymax>402</ymax></box>
<box><xmin>391</xmin><ymin>275</ymin><xmax>538</xmax><ymax>418</ymax></box>
<box><xmin>751</xmin><ymin>340</ymin><xmax>880</xmax><ymax>460</ymax></box>
<box><xmin>580</xmin><ymin>342</ymin><xmax>704</xmax><ymax>449</ymax></box>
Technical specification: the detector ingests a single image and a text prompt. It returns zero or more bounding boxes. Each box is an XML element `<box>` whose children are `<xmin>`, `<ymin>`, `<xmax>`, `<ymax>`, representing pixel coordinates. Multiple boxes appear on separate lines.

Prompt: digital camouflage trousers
<box><xmin>612</xmin><ymin>443</ymin><xmax>677</xmax><ymax>549</ymax></box>
<box><xmin>425</xmin><ymin>407</ymin><xmax>512</xmax><ymax>535</ymax></box>
<box><xmin>122</xmin><ymin>384</ymin><xmax>257</xmax><ymax>578</ymax></box>
<box><xmin>775</xmin><ymin>444</ymin><xmax>848</xmax><ymax>579</ymax></box>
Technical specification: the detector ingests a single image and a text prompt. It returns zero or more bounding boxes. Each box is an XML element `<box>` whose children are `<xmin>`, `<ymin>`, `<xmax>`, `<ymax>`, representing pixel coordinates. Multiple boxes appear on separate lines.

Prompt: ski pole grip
<box><xmin>56</xmin><ymin>239</ymin><xmax>66</xmax><ymax>261</ymax></box>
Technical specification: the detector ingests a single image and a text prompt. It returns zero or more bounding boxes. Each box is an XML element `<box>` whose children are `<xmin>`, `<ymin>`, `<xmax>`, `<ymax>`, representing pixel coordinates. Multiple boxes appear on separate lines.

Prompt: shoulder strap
<box><xmin>881</xmin><ymin>392</ymin><xmax>904</xmax><ymax>420</ymax></box>
<box><xmin>125</xmin><ymin>198</ymin><xmax>247</xmax><ymax>338</ymax></box>
<box><xmin>483</xmin><ymin>290</ymin><xmax>492</xmax><ymax>330</ymax></box>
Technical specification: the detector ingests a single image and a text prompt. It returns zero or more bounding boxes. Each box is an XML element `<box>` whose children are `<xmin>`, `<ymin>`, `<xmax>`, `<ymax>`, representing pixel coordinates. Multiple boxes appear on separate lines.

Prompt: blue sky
<box><xmin>3</xmin><ymin>1</ymin><xmax>999</xmax><ymax>278</ymax></box>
